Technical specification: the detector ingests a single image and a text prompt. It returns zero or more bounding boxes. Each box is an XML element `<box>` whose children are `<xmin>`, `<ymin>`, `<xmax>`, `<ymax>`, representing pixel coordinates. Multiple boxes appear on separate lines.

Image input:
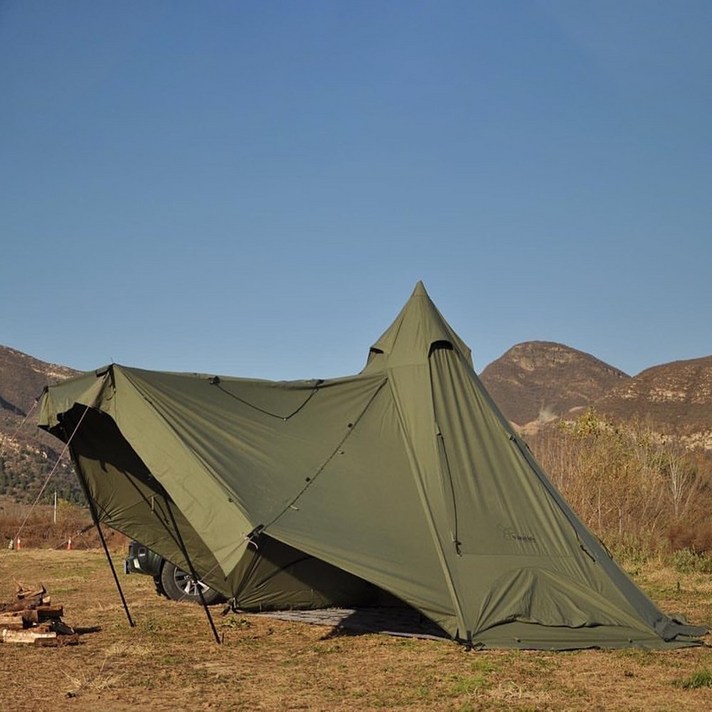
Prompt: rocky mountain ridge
<box><xmin>594</xmin><ymin>356</ymin><xmax>712</xmax><ymax>451</ymax></box>
<box><xmin>479</xmin><ymin>341</ymin><xmax>630</xmax><ymax>428</ymax></box>
<box><xmin>0</xmin><ymin>346</ymin><xmax>80</xmax><ymax>502</ymax></box>
<box><xmin>480</xmin><ymin>342</ymin><xmax>712</xmax><ymax>452</ymax></box>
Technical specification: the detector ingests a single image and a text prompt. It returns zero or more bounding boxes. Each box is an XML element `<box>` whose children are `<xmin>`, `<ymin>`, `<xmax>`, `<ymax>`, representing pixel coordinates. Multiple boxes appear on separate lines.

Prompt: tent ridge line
<box><xmin>260</xmin><ymin>378</ymin><xmax>389</xmax><ymax>534</ymax></box>
<box><xmin>209</xmin><ymin>377</ymin><xmax>325</xmax><ymax>421</ymax></box>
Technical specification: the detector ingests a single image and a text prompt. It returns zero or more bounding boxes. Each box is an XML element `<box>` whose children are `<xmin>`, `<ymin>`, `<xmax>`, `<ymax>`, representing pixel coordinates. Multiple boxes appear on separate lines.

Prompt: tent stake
<box><xmin>163</xmin><ymin>495</ymin><xmax>221</xmax><ymax>645</ymax></box>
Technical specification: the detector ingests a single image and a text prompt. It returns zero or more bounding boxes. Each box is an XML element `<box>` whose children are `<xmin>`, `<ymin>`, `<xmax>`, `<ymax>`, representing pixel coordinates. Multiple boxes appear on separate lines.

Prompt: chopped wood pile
<box><xmin>0</xmin><ymin>583</ymin><xmax>79</xmax><ymax>646</ymax></box>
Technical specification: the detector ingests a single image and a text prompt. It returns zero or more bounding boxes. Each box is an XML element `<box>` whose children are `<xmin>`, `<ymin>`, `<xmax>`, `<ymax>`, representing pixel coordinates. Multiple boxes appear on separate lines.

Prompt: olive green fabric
<box><xmin>46</xmin><ymin>385</ymin><xmax>389</xmax><ymax>611</ymax></box>
<box><xmin>38</xmin><ymin>282</ymin><xmax>706</xmax><ymax>648</ymax></box>
<box><xmin>230</xmin><ymin>535</ymin><xmax>379</xmax><ymax>611</ymax></box>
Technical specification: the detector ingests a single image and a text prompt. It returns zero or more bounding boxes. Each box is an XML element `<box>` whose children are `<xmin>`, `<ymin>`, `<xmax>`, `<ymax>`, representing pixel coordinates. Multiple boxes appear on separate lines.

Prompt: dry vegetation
<box><xmin>0</xmin><ymin>498</ymin><xmax>126</xmax><ymax>552</ymax></box>
<box><xmin>0</xmin><ymin>549</ymin><xmax>710</xmax><ymax>711</ymax></box>
<box><xmin>530</xmin><ymin>411</ymin><xmax>712</xmax><ymax>559</ymax></box>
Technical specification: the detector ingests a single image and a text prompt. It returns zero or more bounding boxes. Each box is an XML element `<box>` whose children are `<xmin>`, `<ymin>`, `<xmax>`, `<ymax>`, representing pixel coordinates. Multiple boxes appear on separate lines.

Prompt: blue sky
<box><xmin>1</xmin><ymin>1</ymin><xmax>710</xmax><ymax>379</ymax></box>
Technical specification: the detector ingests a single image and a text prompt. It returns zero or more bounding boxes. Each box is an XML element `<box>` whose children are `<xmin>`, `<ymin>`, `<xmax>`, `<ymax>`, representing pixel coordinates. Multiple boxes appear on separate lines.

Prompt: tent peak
<box><xmin>411</xmin><ymin>281</ymin><xmax>429</xmax><ymax>298</ymax></box>
<box><xmin>364</xmin><ymin>282</ymin><xmax>473</xmax><ymax>371</ymax></box>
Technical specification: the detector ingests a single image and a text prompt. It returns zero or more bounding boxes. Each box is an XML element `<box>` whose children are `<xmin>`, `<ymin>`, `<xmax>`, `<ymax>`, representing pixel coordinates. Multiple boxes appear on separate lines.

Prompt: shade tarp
<box><xmin>38</xmin><ymin>282</ymin><xmax>706</xmax><ymax>649</ymax></box>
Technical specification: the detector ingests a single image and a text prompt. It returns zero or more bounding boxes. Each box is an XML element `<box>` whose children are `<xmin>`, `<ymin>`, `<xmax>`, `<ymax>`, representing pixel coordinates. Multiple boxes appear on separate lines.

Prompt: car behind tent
<box><xmin>38</xmin><ymin>283</ymin><xmax>706</xmax><ymax>649</ymax></box>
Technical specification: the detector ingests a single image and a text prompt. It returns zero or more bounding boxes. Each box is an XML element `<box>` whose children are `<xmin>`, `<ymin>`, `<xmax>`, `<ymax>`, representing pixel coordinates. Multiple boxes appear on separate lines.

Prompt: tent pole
<box><xmin>61</xmin><ymin>420</ymin><xmax>135</xmax><ymax>628</ymax></box>
<box><xmin>84</xmin><ymin>476</ymin><xmax>136</xmax><ymax>628</ymax></box>
<box><xmin>163</xmin><ymin>494</ymin><xmax>221</xmax><ymax>645</ymax></box>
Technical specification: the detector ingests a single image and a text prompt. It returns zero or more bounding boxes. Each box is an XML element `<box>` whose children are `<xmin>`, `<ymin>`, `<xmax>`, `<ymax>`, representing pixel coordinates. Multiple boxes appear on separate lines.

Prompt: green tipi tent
<box><xmin>38</xmin><ymin>283</ymin><xmax>705</xmax><ymax>649</ymax></box>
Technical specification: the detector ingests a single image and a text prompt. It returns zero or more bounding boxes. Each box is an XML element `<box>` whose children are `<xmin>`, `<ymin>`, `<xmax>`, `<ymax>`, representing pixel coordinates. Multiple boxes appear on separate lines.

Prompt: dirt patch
<box><xmin>1</xmin><ymin>550</ymin><xmax>711</xmax><ymax>711</ymax></box>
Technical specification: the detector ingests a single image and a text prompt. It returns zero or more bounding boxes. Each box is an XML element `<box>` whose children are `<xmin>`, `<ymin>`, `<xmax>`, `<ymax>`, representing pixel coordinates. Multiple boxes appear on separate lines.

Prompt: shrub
<box><xmin>528</xmin><ymin>411</ymin><xmax>712</xmax><ymax>559</ymax></box>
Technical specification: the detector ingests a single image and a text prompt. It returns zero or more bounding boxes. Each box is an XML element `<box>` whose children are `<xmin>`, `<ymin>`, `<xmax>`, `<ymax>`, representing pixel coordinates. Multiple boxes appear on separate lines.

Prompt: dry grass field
<box><xmin>1</xmin><ymin>549</ymin><xmax>711</xmax><ymax>711</ymax></box>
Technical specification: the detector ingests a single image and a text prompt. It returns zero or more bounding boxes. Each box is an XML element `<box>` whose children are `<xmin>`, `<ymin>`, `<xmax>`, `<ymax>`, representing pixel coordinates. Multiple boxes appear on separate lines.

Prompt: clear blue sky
<box><xmin>1</xmin><ymin>1</ymin><xmax>710</xmax><ymax>379</ymax></box>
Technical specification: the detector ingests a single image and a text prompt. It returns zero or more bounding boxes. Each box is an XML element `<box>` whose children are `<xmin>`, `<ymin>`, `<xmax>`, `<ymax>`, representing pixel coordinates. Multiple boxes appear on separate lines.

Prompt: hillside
<box><xmin>595</xmin><ymin>355</ymin><xmax>712</xmax><ymax>451</ymax></box>
<box><xmin>0</xmin><ymin>346</ymin><xmax>81</xmax><ymax>503</ymax></box>
<box><xmin>479</xmin><ymin>342</ymin><xmax>712</xmax><ymax>454</ymax></box>
<box><xmin>479</xmin><ymin>341</ymin><xmax>630</xmax><ymax>428</ymax></box>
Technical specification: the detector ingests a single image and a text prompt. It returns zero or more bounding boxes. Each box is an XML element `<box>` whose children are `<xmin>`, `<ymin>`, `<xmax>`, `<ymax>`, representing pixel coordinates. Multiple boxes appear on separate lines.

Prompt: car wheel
<box><xmin>159</xmin><ymin>561</ymin><xmax>222</xmax><ymax>604</ymax></box>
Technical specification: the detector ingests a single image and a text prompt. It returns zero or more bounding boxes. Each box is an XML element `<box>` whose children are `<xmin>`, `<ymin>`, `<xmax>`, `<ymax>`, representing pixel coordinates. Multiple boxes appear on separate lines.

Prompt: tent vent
<box><xmin>429</xmin><ymin>340</ymin><xmax>453</xmax><ymax>356</ymax></box>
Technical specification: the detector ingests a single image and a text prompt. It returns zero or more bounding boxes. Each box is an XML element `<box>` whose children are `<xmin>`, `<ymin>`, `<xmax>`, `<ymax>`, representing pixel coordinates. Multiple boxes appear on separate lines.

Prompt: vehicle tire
<box><xmin>159</xmin><ymin>561</ymin><xmax>222</xmax><ymax>604</ymax></box>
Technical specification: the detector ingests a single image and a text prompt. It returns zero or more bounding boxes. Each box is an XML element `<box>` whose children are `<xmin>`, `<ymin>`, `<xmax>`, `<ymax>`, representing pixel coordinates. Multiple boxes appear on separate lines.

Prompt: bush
<box><xmin>671</xmin><ymin>548</ymin><xmax>712</xmax><ymax>575</ymax></box>
<box><xmin>528</xmin><ymin>411</ymin><xmax>712</xmax><ymax>559</ymax></box>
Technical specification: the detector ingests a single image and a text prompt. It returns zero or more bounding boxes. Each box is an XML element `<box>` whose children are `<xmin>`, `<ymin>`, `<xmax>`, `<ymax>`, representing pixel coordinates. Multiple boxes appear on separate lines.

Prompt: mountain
<box><xmin>479</xmin><ymin>342</ymin><xmax>712</xmax><ymax>456</ymax></box>
<box><xmin>595</xmin><ymin>356</ymin><xmax>712</xmax><ymax>451</ymax></box>
<box><xmin>0</xmin><ymin>346</ymin><xmax>81</xmax><ymax>503</ymax></box>
<box><xmin>0</xmin><ymin>346</ymin><xmax>77</xmax><ymax>414</ymax></box>
<box><xmin>479</xmin><ymin>341</ymin><xmax>630</xmax><ymax>429</ymax></box>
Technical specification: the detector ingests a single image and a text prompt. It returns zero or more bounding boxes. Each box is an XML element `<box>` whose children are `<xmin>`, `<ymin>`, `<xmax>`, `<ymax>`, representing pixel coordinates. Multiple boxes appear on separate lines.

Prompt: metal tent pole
<box><xmin>61</xmin><ymin>416</ymin><xmax>135</xmax><ymax>628</ymax></box>
<box><xmin>163</xmin><ymin>494</ymin><xmax>221</xmax><ymax>645</ymax></box>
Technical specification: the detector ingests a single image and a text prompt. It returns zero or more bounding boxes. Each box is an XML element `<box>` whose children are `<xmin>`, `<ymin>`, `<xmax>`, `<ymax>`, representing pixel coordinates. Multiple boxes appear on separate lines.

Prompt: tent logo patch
<box><xmin>498</xmin><ymin>524</ymin><xmax>536</xmax><ymax>543</ymax></box>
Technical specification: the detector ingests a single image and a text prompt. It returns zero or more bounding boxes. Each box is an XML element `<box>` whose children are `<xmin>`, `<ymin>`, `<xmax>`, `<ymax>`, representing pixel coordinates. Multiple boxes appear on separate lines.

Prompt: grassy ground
<box><xmin>1</xmin><ymin>549</ymin><xmax>711</xmax><ymax>711</ymax></box>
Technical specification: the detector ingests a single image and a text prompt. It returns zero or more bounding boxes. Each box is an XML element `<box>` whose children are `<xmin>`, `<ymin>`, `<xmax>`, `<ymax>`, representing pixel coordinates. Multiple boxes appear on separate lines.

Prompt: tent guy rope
<box><xmin>10</xmin><ymin>403</ymin><xmax>90</xmax><ymax>547</ymax></box>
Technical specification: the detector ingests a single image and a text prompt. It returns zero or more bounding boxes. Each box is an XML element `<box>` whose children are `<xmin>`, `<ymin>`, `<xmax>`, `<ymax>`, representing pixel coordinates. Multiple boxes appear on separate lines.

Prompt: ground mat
<box><xmin>252</xmin><ymin>606</ymin><xmax>448</xmax><ymax>640</ymax></box>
